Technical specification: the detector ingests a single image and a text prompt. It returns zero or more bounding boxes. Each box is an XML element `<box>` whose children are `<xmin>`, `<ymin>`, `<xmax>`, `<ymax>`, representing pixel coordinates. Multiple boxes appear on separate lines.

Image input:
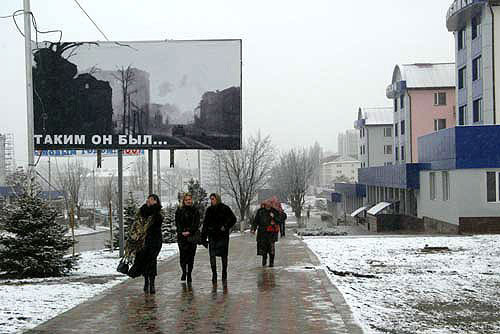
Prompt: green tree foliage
<box><xmin>0</xmin><ymin>172</ymin><xmax>77</xmax><ymax>278</ymax></box>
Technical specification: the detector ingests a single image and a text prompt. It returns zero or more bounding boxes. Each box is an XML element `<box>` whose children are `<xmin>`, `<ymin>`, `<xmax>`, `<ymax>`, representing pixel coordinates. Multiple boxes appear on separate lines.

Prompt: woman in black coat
<box><xmin>251</xmin><ymin>200</ymin><xmax>280</xmax><ymax>267</ymax></box>
<box><xmin>128</xmin><ymin>194</ymin><xmax>163</xmax><ymax>294</ymax></box>
<box><xmin>201</xmin><ymin>193</ymin><xmax>236</xmax><ymax>284</ymax></box>
<box><xmin>175</xmin><ymin>193</ymin><xmax>200</xmax><ymax>283</ymax></box>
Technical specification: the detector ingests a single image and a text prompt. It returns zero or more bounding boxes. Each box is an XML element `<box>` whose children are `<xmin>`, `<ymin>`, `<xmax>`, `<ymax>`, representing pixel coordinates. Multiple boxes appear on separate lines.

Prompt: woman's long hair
<box><xmin>148</xmin><ymin>194</ymin><xmax>162</xmax><ymax>209</ymax></box>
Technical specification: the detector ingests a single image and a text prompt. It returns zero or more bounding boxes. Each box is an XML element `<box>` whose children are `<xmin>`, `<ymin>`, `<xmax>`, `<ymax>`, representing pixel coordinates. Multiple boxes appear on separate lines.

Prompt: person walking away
<box><xmin>201</xmin><ymin>193</ymin><xmax>237</xmax><ymax>285</ymax></box>
<box><xmin>175</xmin><ymin>193</ymin><xmax>200</xmax><ymax>283</ymax></box>
<box><xmin>126</xmin><ymin>194</ymin><xmax>163</xmax><ymax>294</ymax></box>
<box><xmin>251</xmin><ymin>200</ymin><xmax>280</xmax><ymax>267</ymax></box>
<box><xmin>270</xmin><ymin>197</ymin><xmax>287</xmax><ymax>238</ymax></box>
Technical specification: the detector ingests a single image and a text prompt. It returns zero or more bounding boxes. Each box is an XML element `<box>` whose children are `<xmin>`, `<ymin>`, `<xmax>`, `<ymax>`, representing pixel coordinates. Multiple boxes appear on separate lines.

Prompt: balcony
<box><xmin>386</xmin><ymin>81</ymin><xmax>407</xmax><ymax>99</ymax></box>
<box><xmin>446</xmin><ymin>0</ymin><xmax>486</xmax><ymax>31</ymax></box>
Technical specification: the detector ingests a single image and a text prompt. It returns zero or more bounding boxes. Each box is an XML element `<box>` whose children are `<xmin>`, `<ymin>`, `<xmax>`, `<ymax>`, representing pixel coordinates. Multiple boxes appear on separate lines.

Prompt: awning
<box><xmin>350</xmin><ymin>206</ymin><xmax>367</xmax><ymax>217</ymax></box>
<box><xmin>367</xmin><ymin>202</ymin><xmax>392</xmax><ymax>216</ymax></box>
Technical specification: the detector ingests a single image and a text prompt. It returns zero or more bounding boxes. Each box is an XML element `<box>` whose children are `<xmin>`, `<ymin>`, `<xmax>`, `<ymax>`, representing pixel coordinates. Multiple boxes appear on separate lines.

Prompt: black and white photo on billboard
<box><xmin>32</xmin><ymin>40</ymin><xmax>241</xmax><ymax>150</ymax></box>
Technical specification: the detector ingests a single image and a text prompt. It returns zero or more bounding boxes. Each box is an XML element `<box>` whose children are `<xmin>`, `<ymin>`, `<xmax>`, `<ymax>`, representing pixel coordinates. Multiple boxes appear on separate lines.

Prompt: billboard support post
<box><xmin>148</xmin><ymin>149</ymin><xmax>153</xmax><ymax>195</ymax></box>
<box><xmin>156</xmin><ymin>150</ymin><xmax>161</xmax><ymax>198</ymax></box>
<box><xmin>118</xmin><ymin>150</ymin><xmax>124</xmax><ymax>257</ymax></box>
<box><xmin>198</xmin><ymin>150</ymin><xmax>201</xmax><ymax>184</ymax></box>
<box><xmin>24</xmin><ymin>0</ymin><xmax>35</xmax><ymax>175</ymax></box>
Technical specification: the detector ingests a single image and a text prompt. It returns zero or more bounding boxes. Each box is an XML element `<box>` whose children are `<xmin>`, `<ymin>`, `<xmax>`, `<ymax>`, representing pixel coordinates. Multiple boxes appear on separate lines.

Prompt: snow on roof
<box><xmin>362</xmin><ymin>108</ymin><xmax>393</xmax><ymax>125</ymax></box>
<box><xmin>350</xmin><ymin>206</ymin><xmax>367</xmax><ymax>217</ymax></box>
<box><xmin>367</xmin><ymin>202</ymin><xmax>392</xmax><ymax>215</ymax></box>
<box><xmin>397</xmin><ymin>63</ymin><xmax>455</xmax><ymax>88</ymax></box>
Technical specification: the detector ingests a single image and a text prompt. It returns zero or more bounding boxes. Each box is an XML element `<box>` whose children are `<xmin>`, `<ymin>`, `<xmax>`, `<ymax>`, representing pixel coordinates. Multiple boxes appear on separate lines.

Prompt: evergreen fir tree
<box><xmin>187</xmin><ymin>178</ymin><xmax>208</xmax><ymax>219</ymax></box>
<box><xmin>0</xmin><ymin>172</ymin><xmax>77</xmax><ymax>278</ymax></box>
<box><xmin>106</xmin><ymin>193</ymin><xmax>137</xmax><ymax>249</ymax></box>
<box><xmin>162</xmin><ymin>204</ymin><xmax>177</xmax><ymax>243</ymax></box>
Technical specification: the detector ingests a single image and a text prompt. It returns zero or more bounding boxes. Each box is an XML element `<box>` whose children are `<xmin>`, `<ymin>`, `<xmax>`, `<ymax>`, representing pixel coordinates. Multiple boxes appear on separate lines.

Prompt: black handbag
<box><xmin>116</xmin><ymin>258</ymin><xmax>129</xmax><ymax>275</ymax></box>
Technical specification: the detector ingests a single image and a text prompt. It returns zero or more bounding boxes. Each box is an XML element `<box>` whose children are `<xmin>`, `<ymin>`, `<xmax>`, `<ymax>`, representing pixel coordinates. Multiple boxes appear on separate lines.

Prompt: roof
<box><xmin>322</xmin><ymin>155</ymin><xmax>360</xmax><ymax>165</ymax></box>
<box><xmin>361</xmin><ymin>108</ymin><xmax>393</xmax><ymax>126</ymax></box>
<box><xmin>393</xmin><ymin>63</ymin><xmax>455</xmax><ymax>89</ymax></box>
<box><xmin>350</xmin><ymin>206</ymin><xmax>367</xmax><ymax>217</ymax></box>
<box><xmin>367</xmin><ymin>202</ymin><xmax>392</xmax><ymax>215</ymax></box>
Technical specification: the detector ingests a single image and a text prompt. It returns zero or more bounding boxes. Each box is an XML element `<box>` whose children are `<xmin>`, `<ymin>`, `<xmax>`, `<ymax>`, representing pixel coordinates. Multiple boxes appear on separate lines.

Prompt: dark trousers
<box><xmin>210</xmin><ymin>255</ymin><xmax>228</xmax><ymax>279</ymax></box>
<box><xmin>179</xmin><ymin>243</ymin><xmax>197</xmax><ymax>274</ymax></box>
<box><xmin>280</xmin><ymin>222</ymin><xmax>285</xmax><ymax>237</ymax></box>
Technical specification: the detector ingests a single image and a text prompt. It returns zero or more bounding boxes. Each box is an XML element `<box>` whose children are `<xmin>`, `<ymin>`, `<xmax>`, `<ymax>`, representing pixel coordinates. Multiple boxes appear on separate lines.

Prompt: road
<box><xmin>73</xmin><ymin>231</ymin><xmax>110</xmax><ymax>253</ymax></box>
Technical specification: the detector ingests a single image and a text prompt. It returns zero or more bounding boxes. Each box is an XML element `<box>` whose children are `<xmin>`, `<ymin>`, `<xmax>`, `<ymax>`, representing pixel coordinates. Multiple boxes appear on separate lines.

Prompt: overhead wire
<box><xmin>72</xmin><ymin>0</ymin><xmax>110</xmax><ymax>41</ymax></box>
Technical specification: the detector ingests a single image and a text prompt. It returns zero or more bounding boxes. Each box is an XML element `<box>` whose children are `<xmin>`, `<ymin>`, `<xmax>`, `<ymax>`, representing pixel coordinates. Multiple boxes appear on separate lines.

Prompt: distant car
<box><xmin>172</xmin><ymin>125</ymin><xmax>186</xmax><ymax>136</ymax></box>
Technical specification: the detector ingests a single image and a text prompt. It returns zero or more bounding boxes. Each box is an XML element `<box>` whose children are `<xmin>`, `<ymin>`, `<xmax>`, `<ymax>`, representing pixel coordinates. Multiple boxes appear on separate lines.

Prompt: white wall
<box><xmin>418</xmin><ymin>169</ymin><xmax>500</xmax><ymax>225</ymax></box>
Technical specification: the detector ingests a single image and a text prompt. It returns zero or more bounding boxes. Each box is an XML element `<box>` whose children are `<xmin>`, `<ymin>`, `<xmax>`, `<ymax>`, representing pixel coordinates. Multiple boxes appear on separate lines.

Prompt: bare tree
<box><xmin>129</xmin><ymin>156</ymin><xmax>148</xmax><ymax>199</ymax></box>
<box><xmin>217</xmin><ymin>133</ymin><xmax>274</xmax><ymax>229</ymax></box>
<box><xmin>112</xmin><ymin>65</ymin><xmax>136</xmax><ymax>134</ymax></box>
<box><xmin>270</xmin><ymin>148</ymin><xmax>315</xmax><ymax>227</ymax></box>
<box><xmin>54</xmin><ymin>158</ymin><xmax>88</xmax><ymax>223</ymax></box>
<box><xmin>97</xmin><ymin>173</ymin><xmax>116</xmax><ymax>210</ymax></box>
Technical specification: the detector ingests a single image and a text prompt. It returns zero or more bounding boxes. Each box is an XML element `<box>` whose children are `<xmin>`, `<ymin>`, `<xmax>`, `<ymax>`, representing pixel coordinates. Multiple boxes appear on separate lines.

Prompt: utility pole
<box><xmin>24</xmin><ymin>0</ymin><xmax>35</xmax><ymax>181</ymax></box>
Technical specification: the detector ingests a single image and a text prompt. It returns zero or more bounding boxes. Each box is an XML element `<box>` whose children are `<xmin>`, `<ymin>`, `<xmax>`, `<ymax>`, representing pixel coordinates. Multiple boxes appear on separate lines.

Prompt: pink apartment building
<box><xmin>386</xmin><ymin>63</ymin><xmax>456</xmax><ymax>163</ymax></box>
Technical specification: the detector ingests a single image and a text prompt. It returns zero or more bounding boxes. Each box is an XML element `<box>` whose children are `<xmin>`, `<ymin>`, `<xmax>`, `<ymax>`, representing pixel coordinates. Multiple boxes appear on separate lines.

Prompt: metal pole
<box><xmin>218</xmin><ymin>156</ymin><xmax>222</xmax><ymax>195</ymax></box>
<box><xmin>93</xmin><ymin>168</ymin><xmax>96</xmax><ymax>229</ymax></box>
<box><xmin>197</xmin><ymin>150</ymin><xmax>201</xmax><ymax>183</ymax></box>
<box><xmin>148</xmin><ymin>149</ymin><xmax>153</xmax><ymax>195</ymax></box>
<box><xmin>48</xmin><ymin>156</ymin><xmax>51</xmax><ymax>201</ymax></box>
<box><xmin>156</xmin><ymin>150</ymin><xmax>161</xmax><ymax>197</ymax></box>
<box><xmin>24</xmin><ymin>0</ymin><xmax>35</xmax><ymax>175</ymax></box>
<box><xmin>118</xmin><ymin>150</ymin><xmax>124</xmax><ymax>257</ymax></box>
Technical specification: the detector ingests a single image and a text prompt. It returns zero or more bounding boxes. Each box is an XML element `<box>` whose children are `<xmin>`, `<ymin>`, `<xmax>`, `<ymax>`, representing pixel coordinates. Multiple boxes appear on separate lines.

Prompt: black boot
<box><xmin>262</xmin><ymin>255</ymin><xmax>267</xmax><ymax>266</ymax></box>
<box><xmin>211</xmin><ymin>266</ymin><xmax>217</xmax><ymax>284</ymax></box>
<box><xmin>149</xmin><ymin>276</ymin><xmax>156</xmax><ymax>294</ymax></box>
<box><xmin>269</xmin><ymin>254</ymin><xmax>275</xmax><ymax>267</ymax></box>
<box><xmin>187</xmin><ymin>263</ymin><xmax>193</xmax><ymax>283</ymax></box>
<box><xmin>222</xmin><ymin>256</ymin><xmax>228</xmax><ymax>282</ymax></box>
<box><xmin>143</xmin><ymin>275</ymin><xmax>149</xmax><ymax>293</ymax></box>
<box><xmin>180</xmin><ymin>262</ymin><xmax>187</xmax><ymax>281</ymax></box>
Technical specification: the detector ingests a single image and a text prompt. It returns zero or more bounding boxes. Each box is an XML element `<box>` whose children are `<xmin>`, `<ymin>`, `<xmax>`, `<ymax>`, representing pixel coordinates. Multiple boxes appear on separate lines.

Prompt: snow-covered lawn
<box><xmin>0</xmin><ymin>243</ymin><xmax>178</xmax><ymax>334</ymax></box>
<box><xmin>304</xmin><ymin>235</ymin><xmax>500</xmax><ymax>334</ymax></box>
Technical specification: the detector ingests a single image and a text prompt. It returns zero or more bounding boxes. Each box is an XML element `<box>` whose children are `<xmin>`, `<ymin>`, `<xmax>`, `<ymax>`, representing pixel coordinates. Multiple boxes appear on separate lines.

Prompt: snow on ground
<box><xmin>304</xmin><ymin>235</ymin><xmax>500</xmax><ymax>334</ymax></box>
<box><xmin>0</xmin><ymin>243</ymin><xmax>178</xmax><ymax>334</ymax></box>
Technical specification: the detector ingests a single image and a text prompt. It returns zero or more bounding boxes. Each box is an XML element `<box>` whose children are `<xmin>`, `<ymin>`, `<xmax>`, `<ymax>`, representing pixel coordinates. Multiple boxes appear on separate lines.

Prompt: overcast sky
<box><xmin>0</xmin><ymin>0</ymin><xmax>454</xmax><ymax>168</ymax></box>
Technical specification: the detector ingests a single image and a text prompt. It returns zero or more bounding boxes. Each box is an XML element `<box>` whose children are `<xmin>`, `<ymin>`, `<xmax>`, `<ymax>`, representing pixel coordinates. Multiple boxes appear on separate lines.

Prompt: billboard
<box><xmin>32</xmin><ymin>40</ymin><xmax>242</xmax><ymax>150</ymax></box>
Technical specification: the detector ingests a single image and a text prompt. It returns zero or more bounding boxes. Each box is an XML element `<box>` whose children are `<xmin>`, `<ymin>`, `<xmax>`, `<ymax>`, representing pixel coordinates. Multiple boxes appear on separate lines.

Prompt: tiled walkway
<box><xmin>28</xmin><ymin>233</ymin><xmax>362</xmax><ymax>333</ymax></box>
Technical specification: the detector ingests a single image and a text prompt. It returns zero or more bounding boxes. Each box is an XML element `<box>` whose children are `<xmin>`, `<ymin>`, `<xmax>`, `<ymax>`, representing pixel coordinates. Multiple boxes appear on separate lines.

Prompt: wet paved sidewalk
<box><xmin>28</xmin><ymin>234</ymin><xmax>362</xmax><ymax>334</ymax></box>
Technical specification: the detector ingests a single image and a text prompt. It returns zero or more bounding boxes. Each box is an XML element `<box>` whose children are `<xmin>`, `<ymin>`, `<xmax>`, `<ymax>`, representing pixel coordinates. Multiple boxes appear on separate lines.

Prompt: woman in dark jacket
<box><xmin>175</xmin><ymin>193</ymin><xmax>200</xmax><ymax>283</ymax></box>
<box><xmin>201</xmin><ymin>193</ymin><xmax>236</xmax><ymax>284</ymax></box>
<box><xmin>127</xmin><ymin>194</ymin><xmax>163</xmax><ymax>294</ymax></box>
<box><xmin>251</xmin><ymin>200</ymin><xmax>280</xmax><ymax>267</ymax></box>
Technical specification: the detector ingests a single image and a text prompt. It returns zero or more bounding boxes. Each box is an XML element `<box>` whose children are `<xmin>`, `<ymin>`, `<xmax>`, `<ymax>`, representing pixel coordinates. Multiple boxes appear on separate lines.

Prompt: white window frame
<box><xmin>430</xmin><ymin>172</ymin><xmax>436</xmax><ymax>200</ymax></box>
<box><xmin>434</xmin><ymin>92</ymin><xmax>447</xmax><ymax>106</ymax></box>
<box><xmin>384</xmin><ymin>127</ymin><xmax>392</xmax><ymax>137</ymax></box>
<box><xmin>473</xmin><ymin>98</ymin><xmax>483</xmax><ymax>123</ymax></box>
<box><xmin>434</xmin><ymin>119</ymin><xmax>447</xmax><ymax>131</ymax></box>
<box><xmin>442</xmin><ymin>171</ymin><xmax>450</xmax><ymax>201</ymax></box>
<box><xmin>384</xmin><ymin>145</ymin><xmax>393</xmax><ymax>155</ymax></box>
<box><xmin>486</xmin><ymin>171</ymin><xmax>500</xmax><ymax>203</ymax></box>
<box><xmin>473</xmin><ymin>56</ymin><xmax>482</xmax><ymax>81</ymax></box>
<box><xmin>458</xmin><ymin>105</ymin><xmax>467</xmax><ymax>126</ymax></box>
